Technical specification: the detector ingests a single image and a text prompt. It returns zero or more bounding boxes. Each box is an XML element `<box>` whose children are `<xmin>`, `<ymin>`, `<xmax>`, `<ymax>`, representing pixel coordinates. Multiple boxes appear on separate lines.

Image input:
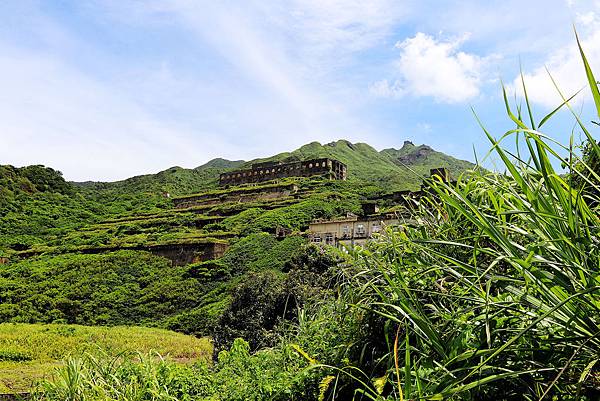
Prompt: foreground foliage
<box><xmin>320</xmin><ymin>34</ymin><xmax>600</xmax><ymax>400</ymax></box>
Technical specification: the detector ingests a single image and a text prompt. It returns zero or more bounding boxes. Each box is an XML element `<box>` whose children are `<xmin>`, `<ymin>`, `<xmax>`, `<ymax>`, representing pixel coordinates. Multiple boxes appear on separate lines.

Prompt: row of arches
<box><xmin>221</xmin><ymin>160</ymin><xmax>333</xmax><ymax>181</ymax></box>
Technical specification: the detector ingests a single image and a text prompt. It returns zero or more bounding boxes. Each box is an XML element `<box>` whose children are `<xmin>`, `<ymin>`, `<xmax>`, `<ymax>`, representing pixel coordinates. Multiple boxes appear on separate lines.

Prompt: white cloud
<box><xmin>511</xmin><ymin>24</ymin><xmax>600</xmax><ymax>108</ymax></box>
<box><xmin>369</xmin><ymin>79</ymin><xmax>403</xmax><ymax>98</ymax></box>
<box><xmin>100</xmin><ymin>0</ymin><xmax>400</xmax><ymax>152</ymax></box>
<box><xmin>373</xmin><ymin>32</ymin><xmax>488</xmax><ymax>103</ymax></box>
<box><xmin>0</xmin><ymin>44</ymin><xmax>228</xmax><ymax>181</ymax></box>
<box><xmin>1</xmin><ymin>1</ymin><xmax>407</xmax><ymax>181</ymax></box>
<box><xmin>268</xmin><ymin>0</ymin><xmax>407</xmax><ymax>58</ymax></box>
<box><xmin>508</xmin><ymin>1</ymin><xmax>600</xmax><ymax>108</ymax></box>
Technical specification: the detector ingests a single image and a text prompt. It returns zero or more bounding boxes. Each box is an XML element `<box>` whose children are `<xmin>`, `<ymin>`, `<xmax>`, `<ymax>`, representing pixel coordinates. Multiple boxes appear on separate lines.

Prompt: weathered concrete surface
<box><xmin>173</xmin><ymin>184</ymin><xmax>299</xmax><ymax>209</ymax></box>
<box><xmin>219</xmin><ymin>158</ymin><xmax>346</xmax><ymax>186</ymax></box>
<box><xmin>77</xmin><ymin>242</ymin><xmax>229</xmax><ymax>266</ymax></box>
<box><xmin>16</xmin><ymin>241</ymin><xmax>229</xmax><ymax>267</ymax></box>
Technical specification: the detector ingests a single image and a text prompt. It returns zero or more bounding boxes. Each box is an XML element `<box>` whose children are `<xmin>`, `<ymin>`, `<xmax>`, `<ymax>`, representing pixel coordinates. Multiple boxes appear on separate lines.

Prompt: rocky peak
<box><xmin>402</xmin><ymin>140</ymin><xmax>414</xmax><ymax>149</ymax></box>
<box><xmin>397</xmin><ymin>144</ymin><xmax>434</xmax><ymax>164</ymax></box>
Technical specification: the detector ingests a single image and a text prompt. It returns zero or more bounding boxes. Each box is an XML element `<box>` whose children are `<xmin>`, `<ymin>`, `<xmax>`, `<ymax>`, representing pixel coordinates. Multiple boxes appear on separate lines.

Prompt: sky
<box><xmin>0</xmin><ymin>0</ymin><xmax>599</xmax><ymax>181</ymax></box>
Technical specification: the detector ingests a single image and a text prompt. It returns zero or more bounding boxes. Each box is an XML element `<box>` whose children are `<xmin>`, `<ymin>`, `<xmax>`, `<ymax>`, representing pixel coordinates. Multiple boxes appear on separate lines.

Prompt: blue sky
<box><xmin>1</xmin><ymin>0</ymin><xmax>599</xmax><ymax>181</ymax></box>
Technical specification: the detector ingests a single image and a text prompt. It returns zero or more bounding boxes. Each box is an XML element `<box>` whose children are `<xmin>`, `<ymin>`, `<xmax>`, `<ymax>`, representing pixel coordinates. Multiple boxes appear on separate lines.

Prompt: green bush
<box><xmin>37</xmin><ymin>340</ymin><xmax>320</xmax><ymax>401</ymax></box>
<box><xmin>0</xmin><ymin>251</ymin><xmax>204</xmax><ymax>327</ymax></box>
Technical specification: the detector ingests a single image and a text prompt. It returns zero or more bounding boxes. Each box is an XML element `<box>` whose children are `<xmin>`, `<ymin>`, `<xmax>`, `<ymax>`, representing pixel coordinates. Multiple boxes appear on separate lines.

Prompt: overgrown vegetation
<box><xmin>0</xmin><ymin>323</ymin><xmax>211</xmax><ymax>393</ymax></box>
<box><xmin>26</xmin><ymin>33</ymin><xmax>600</xmax><ymax>400</ymax></box>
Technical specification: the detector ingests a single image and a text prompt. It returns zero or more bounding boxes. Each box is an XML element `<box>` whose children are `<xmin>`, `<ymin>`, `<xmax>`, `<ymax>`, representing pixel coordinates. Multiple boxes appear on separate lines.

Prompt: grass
<box><xmin>0</xmin><ymin>323</ymin><xmax>212</xmax><ymax>393</ymax></box>
<box><xmin>321</xmin><ymin>30</ymin><xmax>600</xmax><ymax>400</ymax></box>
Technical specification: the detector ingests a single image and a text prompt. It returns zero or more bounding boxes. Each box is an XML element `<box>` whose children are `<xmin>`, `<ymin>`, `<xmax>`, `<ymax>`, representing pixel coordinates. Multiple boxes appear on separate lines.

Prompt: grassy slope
<box><xmin>0</xmin><ymin>139</ymin><xmax>473</xmax><ymax>255</ymax></box>
<box><xmin>0</xmin><ymin>323</ymin><xmax>211</xmax><ymax>393</ymax></box>
<box><xmin>0</xmin><ymin>140</ymin><xmax>474</xmax><ymax>360</ymax></box>
<box><xmin>0</xmin><ymin>166</ymin><xmax>103</xmax><ymax>253</ymax></box>
<box><xmin>75</xmin><ymin>158</ymin><xmax>245</xmax><ymax>198</ymax></box>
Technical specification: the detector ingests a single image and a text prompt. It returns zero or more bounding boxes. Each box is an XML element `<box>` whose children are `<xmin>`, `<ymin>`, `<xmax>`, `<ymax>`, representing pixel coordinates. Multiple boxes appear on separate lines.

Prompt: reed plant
<box><xmin>330</xmin><ymin>32</ymin><xmax>600</xmax><ymax>400</ymax></box>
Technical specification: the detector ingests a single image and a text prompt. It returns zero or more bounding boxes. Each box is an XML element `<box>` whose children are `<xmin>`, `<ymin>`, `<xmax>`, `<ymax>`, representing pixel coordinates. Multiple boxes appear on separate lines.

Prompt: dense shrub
<box><xmin>213</xmin><ymin>244</ymin><xmax>339</xmax><ymax>352</ymax></box>
<box><xmin>38</xmin><ymin>339</ymin><xmax>320</xmax><ymax>401</ymax></box>
<box><xmin>220</xmin><ymin>233</ymin><xmax>307</xmax><ymax>273</ymax></box>
<box><xmin>295</xmin><ymin>37</ymin><xmax>600</xmax><ymax>400</ymax></box>
<box><xmin>0</xmin><ymin>251</ymin><xmax>204</xmax><ymax>326</ymax></box>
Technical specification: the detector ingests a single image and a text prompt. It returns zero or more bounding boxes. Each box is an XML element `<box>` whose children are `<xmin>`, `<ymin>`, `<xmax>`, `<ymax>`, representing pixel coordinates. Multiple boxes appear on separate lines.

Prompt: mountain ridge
<box><xmin>69</xmin><ymin>139</ymin><xmax>472</xmax><ymax>195</ymax></box>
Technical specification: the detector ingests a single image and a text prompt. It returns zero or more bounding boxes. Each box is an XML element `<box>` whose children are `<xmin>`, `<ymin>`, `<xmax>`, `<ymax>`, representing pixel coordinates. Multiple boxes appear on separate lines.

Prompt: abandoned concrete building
<box><xmin>308</xmin><ymin>168</ymin><xmax>452</xmax><ymax>247</ymax></box>
<box><xmin>308</xmin><ymin>212</ymin><xmax>409</xmax><ymax>247</ymax></box>
<box><xmin>219</xmin><ymin>158</ymin><xmax>347</xmax><ymax>186</ymax></box>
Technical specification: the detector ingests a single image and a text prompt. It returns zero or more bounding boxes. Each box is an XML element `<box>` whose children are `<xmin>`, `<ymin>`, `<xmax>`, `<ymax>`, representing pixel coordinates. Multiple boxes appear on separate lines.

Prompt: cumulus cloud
<box><xmin>512</xmin><ymin>19</ymin><xmax>600</xmax><ymax>108</ymax></box>
<box><xmin>372</xmin><ymin>32</ymin><xmax>488</xmax><ymax>103</ymax></box>
<box><xmin>511</xmin><ymin>30</ymin><xmax>600</xmax><ymax>108</ymax></box>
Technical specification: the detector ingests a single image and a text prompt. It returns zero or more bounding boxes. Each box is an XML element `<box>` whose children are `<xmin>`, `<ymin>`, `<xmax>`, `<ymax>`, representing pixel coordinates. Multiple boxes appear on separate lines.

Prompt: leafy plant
<box><xmin>319</xmin><ymin>31</ymin><xmax>600</xmax><ymax>400</ymax></box>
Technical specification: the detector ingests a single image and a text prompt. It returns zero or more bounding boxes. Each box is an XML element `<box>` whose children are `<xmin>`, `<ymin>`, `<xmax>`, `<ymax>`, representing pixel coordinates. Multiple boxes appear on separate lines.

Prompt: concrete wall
<box><xmin>308</xmin><ymin>216</ymin><xmax>400</xmax><ymax>246</ymax></box>
<box><xmin>173</xmin><ymin>184</ymin><xmax>299</xmax><ymax>209</ymax></box>
<box><xmin>144</xmin><ymin>242</ymin><xmax>229</xmax><ymax>266</ymax></box>
<box><xmin>71</xmin><ymin>242</ymin><xmax>229</xmax><ymax>266</ymax></box>
<box><xmin>219</xmin><ymin>158</ymin><xmax>347</xmax><ymax>186</ymax></box>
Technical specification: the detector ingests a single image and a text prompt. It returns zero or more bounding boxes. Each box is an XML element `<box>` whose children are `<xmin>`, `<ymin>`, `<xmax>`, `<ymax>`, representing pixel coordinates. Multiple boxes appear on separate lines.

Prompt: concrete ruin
<box><xmin>173</xmin><ymin>183</ymin><xmax>299</xmax><ymax>209</ymax></box>
<box><xmin>308</xmin><ymin>212</ymin><xmax>409</xmax><ymax>247</ymax></box>
<box><xmin>308</xmin><ymin>167</ymin><xmax>452</xmax><ymax>247</ymax></box>
<box><xmin>17</xmin><ymin>242</ymin><xmax>229</xmax><ymax>267</ymax></box>
<box><xmin>219</xmin><ymin>158</ymin><xmax>347</xmax><ymax>186</ymax></box>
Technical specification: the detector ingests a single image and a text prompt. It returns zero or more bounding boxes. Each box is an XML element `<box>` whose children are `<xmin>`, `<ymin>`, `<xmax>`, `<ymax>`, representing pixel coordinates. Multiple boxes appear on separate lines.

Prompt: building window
<box><xmin>309</xmin><ymin>163</ymin><xmax>313</xmax><ymax>168</ymax></box>
<box><xmin>322</xmin><ymin>161</ymin><xmax>326</xmax><ymax>167</ymax></box>
<box><xmin>356</xmin><ymin>224</ymin><xmax>365</xmax><ymax>236</ymax></box>
<box><xmin>325</xmin><ymin>233</ymin><xmax>334</xmax><ymax>244</ymax></box>
<box><xmin>312</xmin><ymin>235</ymin><xmax>322</xmax><ymax>243</ymax></box>
<box><xmin>342</xmin><ymin>225</ymin><xmax>350</xmax><ymax>238</ymax></box>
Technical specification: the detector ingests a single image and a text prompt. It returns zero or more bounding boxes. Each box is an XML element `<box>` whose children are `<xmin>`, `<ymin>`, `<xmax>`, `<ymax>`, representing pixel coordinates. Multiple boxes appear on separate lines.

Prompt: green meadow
<box><xmin>0</xmin><ymin>324</ymin><xmax>211</xmax><ymax>393</ymax></box>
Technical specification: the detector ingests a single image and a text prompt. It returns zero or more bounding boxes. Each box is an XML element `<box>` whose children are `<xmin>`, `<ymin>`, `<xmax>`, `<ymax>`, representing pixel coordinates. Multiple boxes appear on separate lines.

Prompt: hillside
<box><xmin>0</xmin><ymin>138</ymin><xmax>474</xmax><ymax>379</ymax></box>
<box><xmin>73</xmin><ymin>139</ymin><xmax>473</xmax><ymax>201</ymax></box>
<box><xmin>74</xmin><ymin>158</ymin><xmax>245</xmax><ymax>214</ymax></box>
<box><xmin>0</xmin><ymin>165</ymin><xmax>102</xmax><ymax>252</ymax></box>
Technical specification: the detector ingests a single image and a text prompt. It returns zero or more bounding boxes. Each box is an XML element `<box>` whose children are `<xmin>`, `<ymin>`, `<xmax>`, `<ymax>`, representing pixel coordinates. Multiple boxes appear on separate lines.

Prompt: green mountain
<box><xmin>0</xmin><ymin>165</ymin><xmax>101</xmax><ymax>251</ymax></box>
<box><xmin>0</xmin><ymin>140</ymin><xmax>472</xmax><ymax>248</ymax></box>
<box><xmin>73</xmin><ymin>158</ymin><xmax>245</xmax><ymax>213</ymax></box>
<box><xmin>239</xmin><ymin>139</ymin><xmax>473</xmax><ymax>190</ymax></box>
<box><xmin>73</xmin><ymin>139</ymin><xmax>472</xmax><ymax>203</ymax></box>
